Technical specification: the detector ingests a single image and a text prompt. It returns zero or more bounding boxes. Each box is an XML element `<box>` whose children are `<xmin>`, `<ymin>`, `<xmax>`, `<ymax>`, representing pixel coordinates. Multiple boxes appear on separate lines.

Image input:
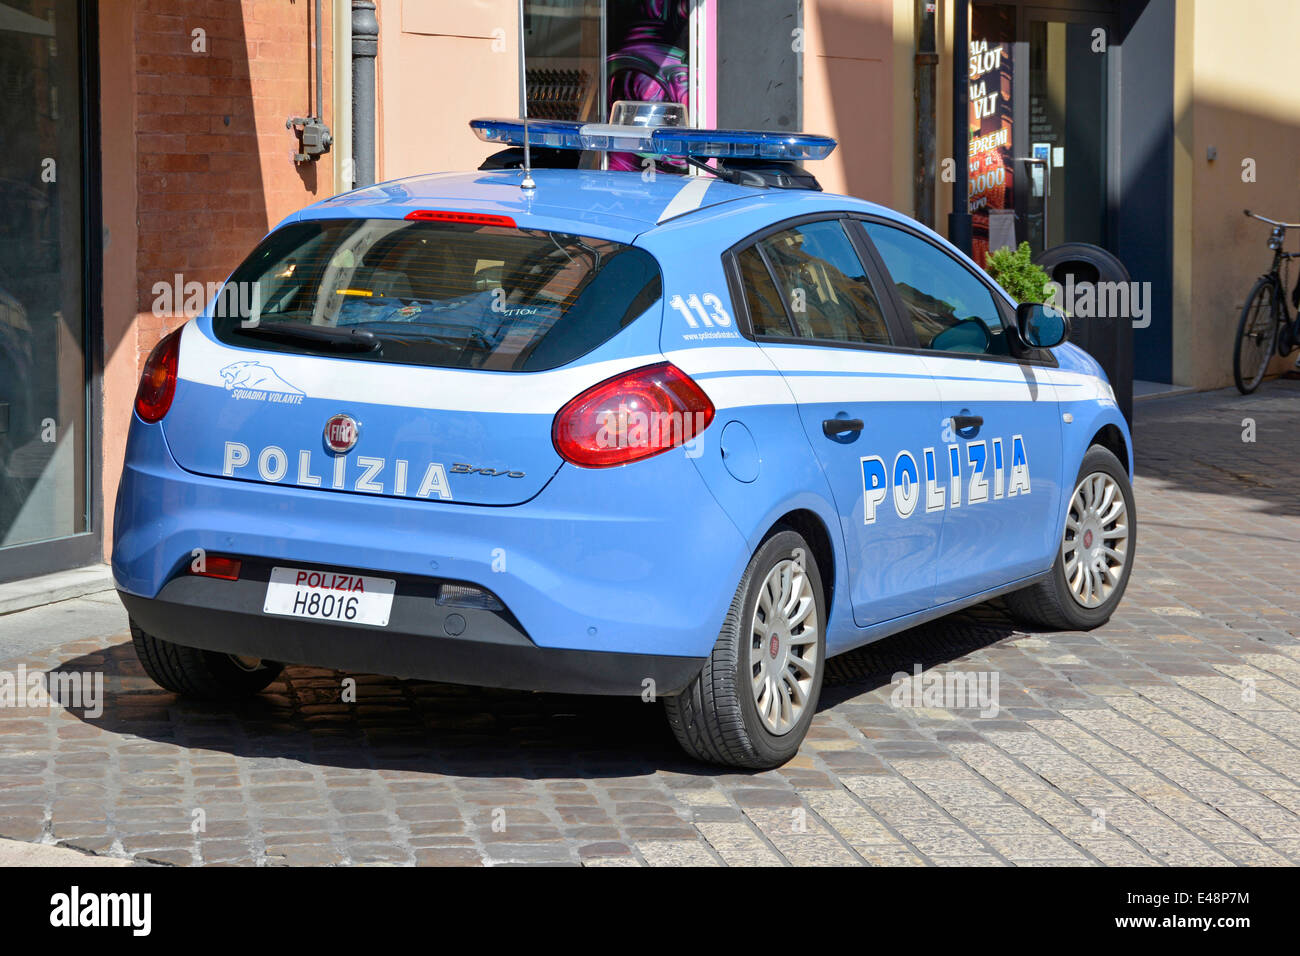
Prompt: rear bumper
<box><xmin>118</xmin><ymin>565</ymin><xmax>705</xmax><ymax>695</ymax></box>
<box><xmin>113</xmin><ymin>415</ymin><xmax>750</xmax><ymax>665</ymax></box>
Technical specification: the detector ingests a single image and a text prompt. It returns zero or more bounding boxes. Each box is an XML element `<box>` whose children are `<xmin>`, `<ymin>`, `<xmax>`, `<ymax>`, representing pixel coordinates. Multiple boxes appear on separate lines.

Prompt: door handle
<box><xmin>823</xmin><ymin>417</ymin><xmax>864</xmax><ymax>437</ymax></box>
<box><xmin>952</xmin><ymin>414</ymin><xmax>983</xmax><ymax>432</ymax></box>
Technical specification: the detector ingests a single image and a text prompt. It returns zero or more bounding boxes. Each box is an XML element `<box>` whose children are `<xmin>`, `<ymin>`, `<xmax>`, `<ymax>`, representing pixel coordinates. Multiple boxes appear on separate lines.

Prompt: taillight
<box><xmin>552</xmin><ymin>362</ymin><xmax>715</xmax><ymax>468</ymax></box>
<box><xmin>189</xmin><ymin>555</ymin><xmax>242</xmax><ymax>581</ymax></box>
<box><xmin>135</xmin><ymin>328</ymin><xmax>182</xmax><ymax>423</ymax></box>
<box><xmin>405</xmin><ymin>209</ymin><xmax>518</xmax><ymax>228</ymax></box>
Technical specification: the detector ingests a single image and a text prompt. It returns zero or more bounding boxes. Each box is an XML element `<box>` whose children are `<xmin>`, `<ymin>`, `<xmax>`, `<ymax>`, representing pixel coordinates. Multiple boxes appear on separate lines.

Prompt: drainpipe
<box><xmin>352</xmin><ymin>0</ymin><xmax>378</xmax><ymax>188</ymax></box>
<box><xmin>333</xmin><ymin>0</ymin><xmax>352</xmax><ymax>192</ymax></box>
<box><xmin>948</xmin><ymin>0</ymin><xmax>972</xmax><ymax>254</ymax></box>
<box><xmin>914</xmin><ymin>0</ymin><xmax>938</xmax><ymax>229</ymax></box>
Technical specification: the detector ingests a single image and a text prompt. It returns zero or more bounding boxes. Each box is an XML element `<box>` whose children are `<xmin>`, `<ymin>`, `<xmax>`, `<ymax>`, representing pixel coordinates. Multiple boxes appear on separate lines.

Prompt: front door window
<box><xmin>863</xmin><ymin>222</ymin><xmax>1012</xmax><ymax>355</ymax></box>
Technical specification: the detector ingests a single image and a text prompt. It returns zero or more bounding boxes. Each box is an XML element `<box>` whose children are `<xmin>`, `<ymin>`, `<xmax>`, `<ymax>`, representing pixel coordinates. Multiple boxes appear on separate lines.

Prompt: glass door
<box><xmin>0</xmin><ymin>0</ymin><xmax>95</xmax><ymax>581</ymax></box>
<box><xmin>1017</xmin><ymin>5</ymin><xmax>1116</xmax><ymax>256</ymax></box>
<box><xmin>969</xmin><ymin>2</ymin><xmax>1117</xmax><ymax>262</ymax></box>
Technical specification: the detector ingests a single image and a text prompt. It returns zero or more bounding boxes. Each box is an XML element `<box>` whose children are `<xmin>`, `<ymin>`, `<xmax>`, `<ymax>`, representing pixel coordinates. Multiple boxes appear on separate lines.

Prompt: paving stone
<box><xmin>481</xmin><ymin>843</ymin><xmax>574</xmax><ymax>865</ymax></box>
<box><xmin>636</xmin><ymin>839</ymin><xmax>720</xmax><ymax>866</ymax></box>
<box><xmin>3</xmin><ymin>385</ymin><xmax>1300</xmax><ymax>866</ymax></box>
<box><xmin>696</xmin><ymin>821</ymin><xmax>784</xmax><ymax>866</ymax></box>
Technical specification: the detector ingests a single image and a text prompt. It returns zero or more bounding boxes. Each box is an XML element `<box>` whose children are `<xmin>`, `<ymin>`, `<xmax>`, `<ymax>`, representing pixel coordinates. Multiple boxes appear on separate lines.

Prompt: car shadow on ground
<box><xmin>54</xmin><ymin>603</ymin><xmax>1023</xmax><ymax>780</ymax></box>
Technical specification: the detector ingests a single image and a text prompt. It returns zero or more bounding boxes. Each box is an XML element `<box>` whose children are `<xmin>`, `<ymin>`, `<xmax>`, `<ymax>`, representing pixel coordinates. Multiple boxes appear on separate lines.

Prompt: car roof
<box><xmin>286</xmin><ymin>167</ymin><xmax>901</xmax><ymax>244</ymax></box>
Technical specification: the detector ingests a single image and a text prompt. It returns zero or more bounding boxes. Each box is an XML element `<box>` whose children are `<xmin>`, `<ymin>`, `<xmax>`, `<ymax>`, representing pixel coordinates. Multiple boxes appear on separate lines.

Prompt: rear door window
<box><xmin>740</xmin><ymin>220</ymin><xmax>893</xmax><ymax>346</ymax></box>
<box><xmin>211</xmin><ymin>218</ymin><xmax>662</xmax><ymax>372</ymax></box>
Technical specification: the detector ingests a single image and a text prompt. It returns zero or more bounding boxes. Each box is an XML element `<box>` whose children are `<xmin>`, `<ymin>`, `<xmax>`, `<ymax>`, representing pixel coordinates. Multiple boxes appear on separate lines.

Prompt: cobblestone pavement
<box><xmin>2</xmin><ymin>384</ymin><xmax>1300</xmax><ymax>866</ymax></box>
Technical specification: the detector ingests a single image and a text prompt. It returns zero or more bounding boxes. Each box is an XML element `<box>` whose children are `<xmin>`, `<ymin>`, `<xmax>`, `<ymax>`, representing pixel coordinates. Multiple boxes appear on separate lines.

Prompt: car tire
<box><xmin>1004</xmin><ymin>444</ymin><xmax>1136</xmax><ymax>631</ymax></box>
<box><xmin>664</xmin><ymin>528</ymin><xmax>826</xmax><ymax>769</ymax></box>
<box><xmin>131</xmin><ymin>619</ymin><xmax>283</xmax><ymax>699</ymax></box>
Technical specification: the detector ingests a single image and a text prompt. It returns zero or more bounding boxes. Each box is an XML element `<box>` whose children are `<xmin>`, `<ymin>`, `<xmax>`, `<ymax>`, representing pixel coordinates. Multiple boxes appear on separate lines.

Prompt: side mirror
<box><xmin>1016</xmin><ymin>301</ymin><xmax>1070</xmax><ymax>349</ymax></box>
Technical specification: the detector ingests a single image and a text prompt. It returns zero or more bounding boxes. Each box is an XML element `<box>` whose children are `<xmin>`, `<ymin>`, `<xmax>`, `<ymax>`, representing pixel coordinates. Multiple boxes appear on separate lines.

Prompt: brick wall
<box><xmin>130</xmin><ymin>0</ymin><xmax>334</xmax><ymax>370</ymax></box>
<box><xmin>100</xmin><ymin>0</ymin><xmax>337</xmax><ymax>559</ymax></box>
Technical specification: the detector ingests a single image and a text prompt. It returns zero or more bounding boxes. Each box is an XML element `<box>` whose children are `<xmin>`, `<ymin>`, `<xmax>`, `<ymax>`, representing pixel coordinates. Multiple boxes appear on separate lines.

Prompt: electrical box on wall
<box><xmin>287</xmin><ymin>115</ymin><xmax>333</xmax><ymax>164</ymax></box>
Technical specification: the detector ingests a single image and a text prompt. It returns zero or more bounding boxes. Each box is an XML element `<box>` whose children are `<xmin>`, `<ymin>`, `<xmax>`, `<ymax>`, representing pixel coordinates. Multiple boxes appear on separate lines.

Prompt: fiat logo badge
<box><xmin>323</xmin><ymin>413</ymin><xmax>359</xmax><ymax>454</ymax></box>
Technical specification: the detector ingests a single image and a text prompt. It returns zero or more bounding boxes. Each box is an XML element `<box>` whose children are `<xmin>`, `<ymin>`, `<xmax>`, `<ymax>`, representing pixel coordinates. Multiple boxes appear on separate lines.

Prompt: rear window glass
<box><xmin>211</xmin><ymin>218</ymin><xmax>662</xmax><ymax>372</ymax></box>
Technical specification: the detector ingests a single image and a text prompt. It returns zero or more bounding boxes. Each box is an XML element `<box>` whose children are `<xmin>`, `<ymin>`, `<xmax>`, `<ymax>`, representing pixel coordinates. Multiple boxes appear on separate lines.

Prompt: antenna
<box><xmin>517</xmin><ymin>0</ymin><xmax>535</xmax><ymax>191</ymax></box>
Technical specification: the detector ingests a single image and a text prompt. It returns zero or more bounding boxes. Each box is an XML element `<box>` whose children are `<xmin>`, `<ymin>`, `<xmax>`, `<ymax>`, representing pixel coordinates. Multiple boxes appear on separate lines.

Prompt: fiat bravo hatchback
<box><xmin>114</xmin><ymin>109</ymin><xmax>1135</xmax><ymax>768</ymax></box>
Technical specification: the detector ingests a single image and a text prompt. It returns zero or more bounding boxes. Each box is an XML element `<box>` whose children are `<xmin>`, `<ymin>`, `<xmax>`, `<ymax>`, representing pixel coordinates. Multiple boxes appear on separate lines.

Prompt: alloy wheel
<box><xmin>1062</xmin><ymin>472</ymin><xmax>1130</xmax><ymax>608</ymax></box>
<box><xmin>748</xmin><ymin>558</ymin><xmax>820</xmax><ymax>735</ymax></box>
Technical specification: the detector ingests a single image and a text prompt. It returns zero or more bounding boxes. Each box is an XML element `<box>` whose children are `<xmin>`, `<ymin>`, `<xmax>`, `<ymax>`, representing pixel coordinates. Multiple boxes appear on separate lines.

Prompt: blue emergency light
<box><xmin>470</xmin><ymin>113</ymin><xmax>836</xmax><ymax>162</ymax></box>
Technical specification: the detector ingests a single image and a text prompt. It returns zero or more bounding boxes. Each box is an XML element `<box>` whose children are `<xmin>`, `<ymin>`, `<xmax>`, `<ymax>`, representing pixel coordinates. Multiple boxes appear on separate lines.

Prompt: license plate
<box><xmin>263</xmin><ymin>566</ymin><xmax>396</xmax><ymax>627</ymax></box>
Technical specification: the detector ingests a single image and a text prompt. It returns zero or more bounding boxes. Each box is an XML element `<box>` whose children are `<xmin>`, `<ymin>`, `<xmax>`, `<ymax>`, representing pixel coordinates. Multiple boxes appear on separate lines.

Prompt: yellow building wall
<box><xmin>1179</xmin><ymin>0</ymin><xmax>1300</xmax><ymax>389</ymax></box>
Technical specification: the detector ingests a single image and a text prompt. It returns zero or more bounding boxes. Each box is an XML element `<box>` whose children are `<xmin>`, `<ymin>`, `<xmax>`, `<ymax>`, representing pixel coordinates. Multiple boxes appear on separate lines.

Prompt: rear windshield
<box><xmin>211</xmin><ymin>218</ymin><xmax>662</xmax><ymax>372</ymax></box>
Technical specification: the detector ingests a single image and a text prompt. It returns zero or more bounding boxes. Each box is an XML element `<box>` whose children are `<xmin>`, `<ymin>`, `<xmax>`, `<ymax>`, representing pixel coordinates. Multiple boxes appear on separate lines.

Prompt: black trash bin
<box><xmin>1034</xmin><ymin>243</ymin><xmax>1134</xmax><ymax>427</ymax></box>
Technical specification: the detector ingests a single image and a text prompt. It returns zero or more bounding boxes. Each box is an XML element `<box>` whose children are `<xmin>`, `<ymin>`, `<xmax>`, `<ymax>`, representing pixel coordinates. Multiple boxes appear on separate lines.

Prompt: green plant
<box><xmin>984</xmin><ymin>241</ymin><xmax>1051</xmax><ymax>304</ymax></box>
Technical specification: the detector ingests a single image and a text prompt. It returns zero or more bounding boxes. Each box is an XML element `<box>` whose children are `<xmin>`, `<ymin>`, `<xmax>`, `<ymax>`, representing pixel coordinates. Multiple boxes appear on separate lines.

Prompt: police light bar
<box><xmin>470</xmin><ymin>118</ymin><xmax>836</xmax><ymax>162</ymax></box>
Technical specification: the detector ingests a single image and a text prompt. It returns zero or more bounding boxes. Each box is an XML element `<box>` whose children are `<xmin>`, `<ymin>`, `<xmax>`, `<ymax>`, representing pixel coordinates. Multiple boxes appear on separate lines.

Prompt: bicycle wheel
<box><xmin>1278</xmin><ymin>311</ymin><xmax>1298</xmax><ymax>357</ymax></box>
<box><xmin>1234</xmin><ymin>277</ymin><xmax>1281</xmax><ymax>394</ymax></box>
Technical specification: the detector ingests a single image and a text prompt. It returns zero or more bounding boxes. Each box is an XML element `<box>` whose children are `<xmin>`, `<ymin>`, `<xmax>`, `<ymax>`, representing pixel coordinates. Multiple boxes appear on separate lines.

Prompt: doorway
<box><xmin>1019</xmin><ymin>6</ymin><xmax>1116</xmax><ymax>256</ymax></box>
<box><xmin>969</xmin><ymin>0</ymin><xmax>1177</xmax><ymax>387</ymax></box>
<box><xmin>970</xmin><ymin>2</ymin><xmax>1118</xmax><ymax>262</ymax></box>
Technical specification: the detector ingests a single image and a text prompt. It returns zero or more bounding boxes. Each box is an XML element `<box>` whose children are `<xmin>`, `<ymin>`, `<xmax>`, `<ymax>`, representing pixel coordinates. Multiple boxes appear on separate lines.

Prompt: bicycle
<box><xmin>1234</xmin><ymin>209</ymin><xmax>1300</xmax><ymax>394</ymax></box>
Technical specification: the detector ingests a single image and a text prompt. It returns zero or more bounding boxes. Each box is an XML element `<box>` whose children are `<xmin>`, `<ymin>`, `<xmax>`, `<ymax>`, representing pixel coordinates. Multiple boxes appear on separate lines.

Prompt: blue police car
<box><xmin>114</xmin><ymin>105</ymin><xmax>1135</xmax><ymax>769</ymax></box>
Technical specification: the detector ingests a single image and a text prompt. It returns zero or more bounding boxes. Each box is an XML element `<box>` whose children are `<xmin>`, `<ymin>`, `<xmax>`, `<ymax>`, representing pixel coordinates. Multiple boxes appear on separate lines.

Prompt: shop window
<box><xmin>522</xmin><ymin>1</ymin><xmax>697</xmax><ymax>170</ymax></box>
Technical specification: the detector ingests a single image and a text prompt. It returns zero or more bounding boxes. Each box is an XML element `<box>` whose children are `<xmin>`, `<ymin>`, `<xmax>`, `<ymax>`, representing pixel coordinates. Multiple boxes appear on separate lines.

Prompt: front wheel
<box><xmin>1005</xmin><ymin>445</ymin><xmax>1136</xmax><ymax>631</ymax></box>
<box><xmin>1234</xmin><ymin>276</ymin><xmax>1281</xmax><ymax>394</ymax></box>
<box><xmin>665</xmin><ymin>528</ymin><xmax>826</xmax><ymax>769</ymax></box>
<box><xmin>131</xmin><ymin>619</ymin><xmax>283</xmax><ymax>699</ymax></box>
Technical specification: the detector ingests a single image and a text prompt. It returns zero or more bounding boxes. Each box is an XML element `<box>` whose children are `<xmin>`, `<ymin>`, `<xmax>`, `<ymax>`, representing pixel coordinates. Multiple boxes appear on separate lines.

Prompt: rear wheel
<box><xmin>1234</xmin><ymin>277</ymin><xmax>1281</xmax><ymax>394</ymax></box>
<box><xmin>131</xmin><ymin>619</ymin><xmax>282</xmax><ymax>699</ymax></box>
<box><xmin>665</xmin><ymin>529</ymin><xmax>826</xmax><ymax>769</ymax></box>
<box><xmin>1005</xmin><ymin>445</ymin><xmax>1135</xmax><ymax>631</ymax></box>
